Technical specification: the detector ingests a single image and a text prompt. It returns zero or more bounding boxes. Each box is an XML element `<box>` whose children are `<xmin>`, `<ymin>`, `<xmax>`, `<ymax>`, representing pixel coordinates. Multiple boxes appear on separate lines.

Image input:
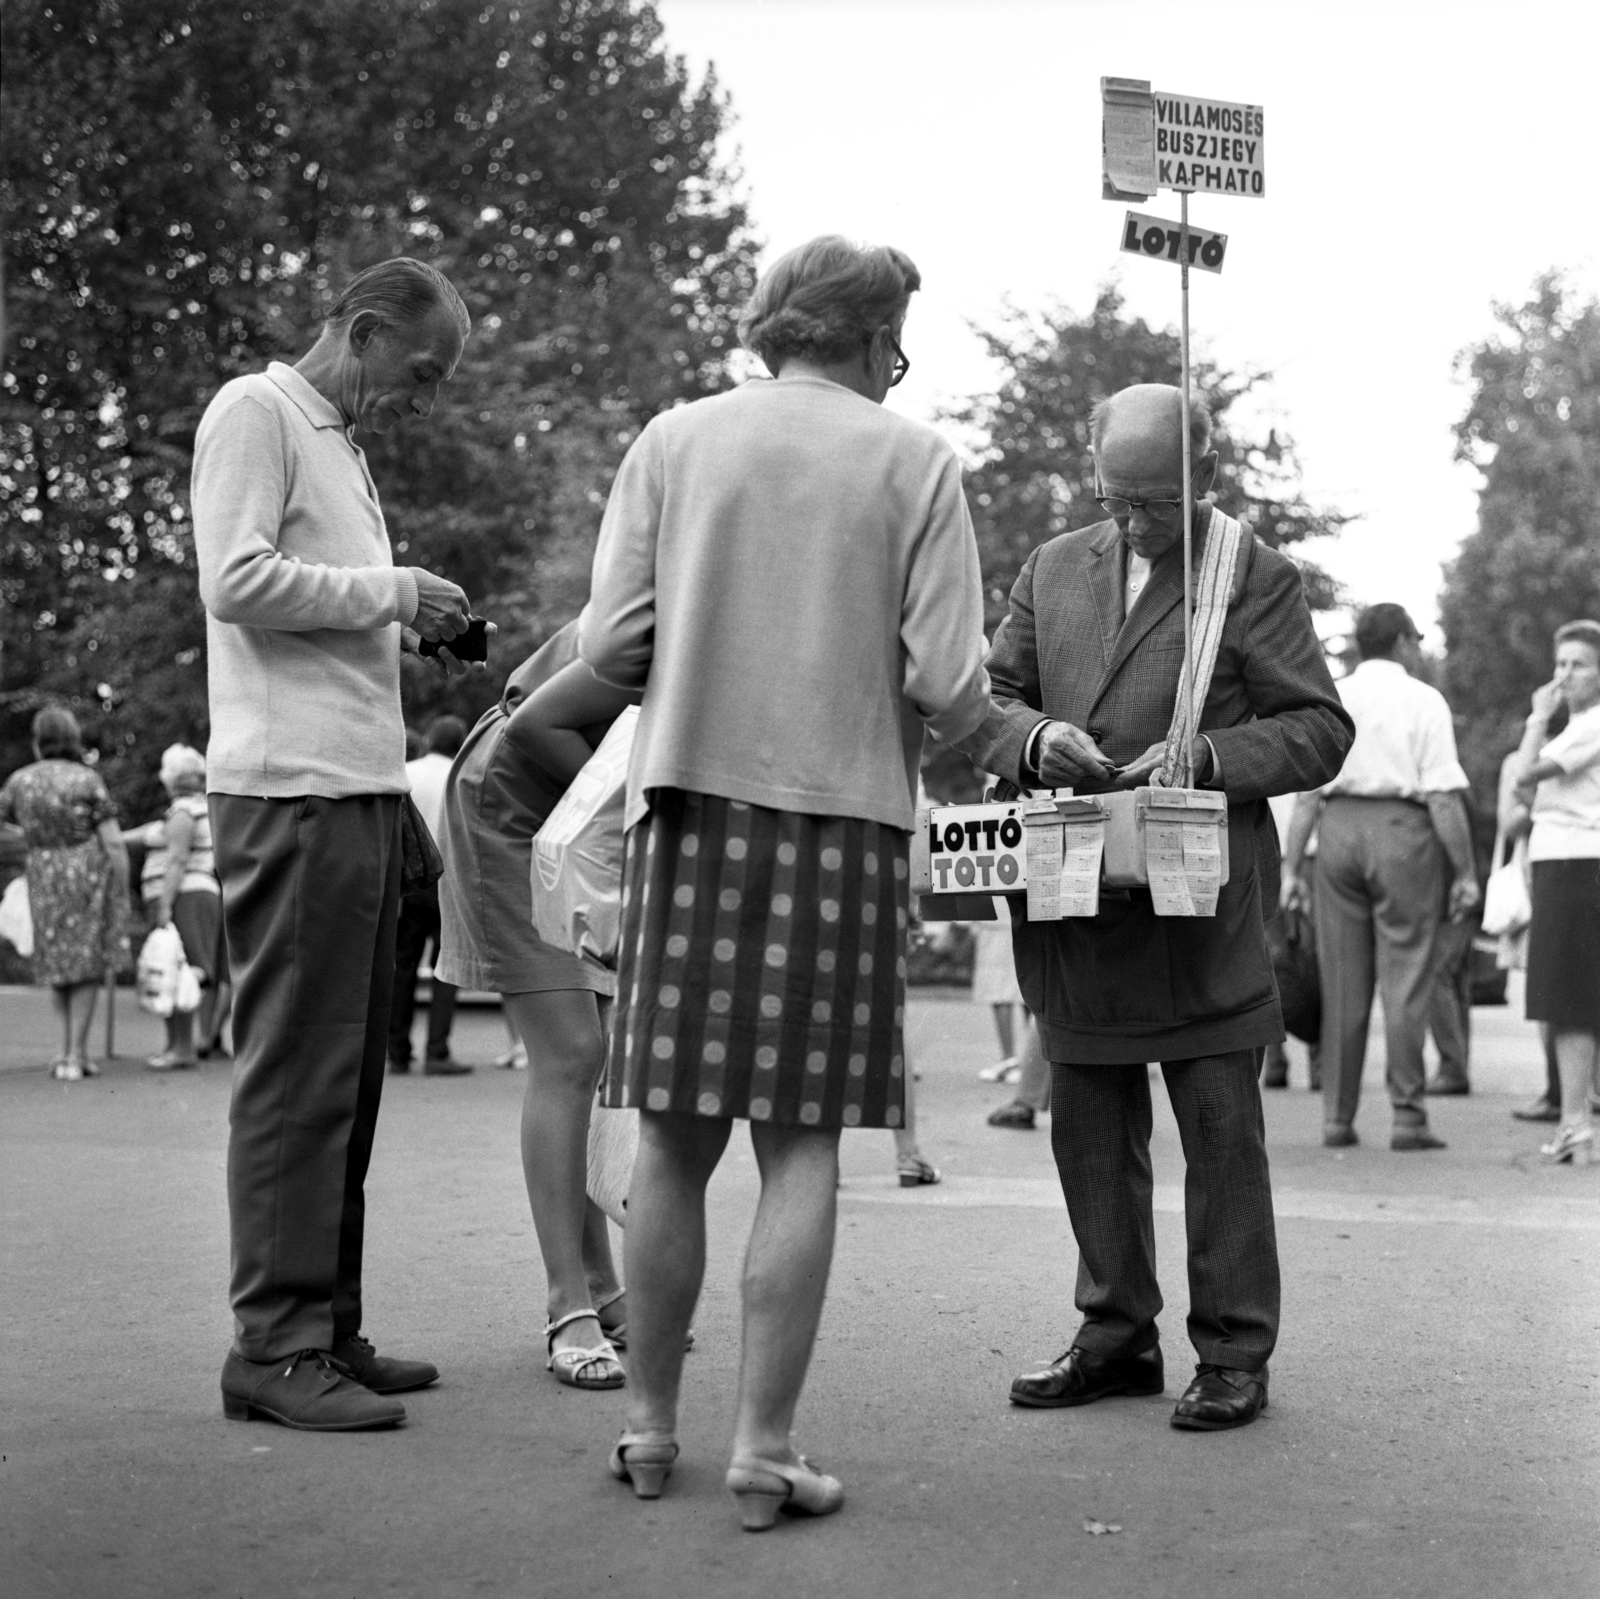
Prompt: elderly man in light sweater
<box><xmin>193</xmin><ymin>257</ymin><xmax>478</xmax><ymax>1432</ymax></box>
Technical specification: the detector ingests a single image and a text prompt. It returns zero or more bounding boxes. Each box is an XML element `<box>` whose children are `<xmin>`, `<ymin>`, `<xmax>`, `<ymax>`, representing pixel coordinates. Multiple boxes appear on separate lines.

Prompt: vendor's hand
<box><xmin>409</xmin><ymin>569</ymin><xmax>471</xmax><ymax>642</ymax></box>
<box><xmin>1114</xmin><ymin>740</ymin><xmax>1167</xmax><ymax>788</ymax></box>
<box><xmin>1447</xmin><ymin>873</ymin><xmax>1482</xmax><ymax>923</ymax></box>
<box><xmin>1036</xmin><ymin>721</ymin><xmax>1115</xmax><ymax>787</ymax></box>
<box><xmin>1529</xmin><ymin>677</ymin><xmax>1563</xmax><ymax>723</ymax></box>
<box><xmin>1279</xmin><ymin>870</ymin><xmax>1310</xmax><ymax>917</ymax></box>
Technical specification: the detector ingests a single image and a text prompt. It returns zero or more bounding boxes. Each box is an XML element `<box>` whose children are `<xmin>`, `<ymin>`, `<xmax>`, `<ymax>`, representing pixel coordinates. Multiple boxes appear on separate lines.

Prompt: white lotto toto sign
<box><xmin>1153</xmin><ymin>91</ymin><xmax>1264</xmax><ymax>197</ymax></box>
<box><xmin>924</xmin><ymin>803</ymin><xmax>1025</xmax><ymax>894</ymax></box>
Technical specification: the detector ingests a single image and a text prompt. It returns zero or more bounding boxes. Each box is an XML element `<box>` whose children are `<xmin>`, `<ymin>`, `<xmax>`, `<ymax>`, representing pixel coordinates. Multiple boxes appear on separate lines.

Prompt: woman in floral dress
<box><xmin>0</xmin><ymin>707</ymin><xmax>130</xmax><ymax>1078</ymax></box>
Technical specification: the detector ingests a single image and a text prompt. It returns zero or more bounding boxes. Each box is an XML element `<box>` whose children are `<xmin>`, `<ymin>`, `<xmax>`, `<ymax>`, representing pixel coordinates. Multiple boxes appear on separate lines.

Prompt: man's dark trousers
<box><xmin>1050</xmin><ymin>1051</ymin><xmax>1279</xmax><ymax>1371</ymax></box>
<box><xmin>388</xmin><ymin>884</ymin><xmax>457</xmax><ymax>1067</ymax></box>
<box><xmin>212</xmin><ymin>793</ymin><xmax>402</xmax><ymax>1363</ymax></box>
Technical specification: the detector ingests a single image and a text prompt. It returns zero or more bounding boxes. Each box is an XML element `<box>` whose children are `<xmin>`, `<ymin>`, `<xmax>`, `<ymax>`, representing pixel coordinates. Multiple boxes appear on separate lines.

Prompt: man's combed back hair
<box><xmin>1354</xmin><ymin>602</ymin><xmax>1419</xmax><ymax>660</ymax></box>
<box><xmin>738</xmin><ymin>235</ymin><xmax>921</xmax><ymax>372</ymax></box>
<box><xmin>1554</xmin><ymin>619</ymin><xmax>1600</xmax><ymax>659</ymax></box>
<box><xmin>326</xmin><ymin>257</ymin><xmax>470</xmax><ymax>339</ymax></box>
<box><xmin>1090</xmin><ymin>389</ymin><xmax>1213</xmax><ymax>457</ymax></box>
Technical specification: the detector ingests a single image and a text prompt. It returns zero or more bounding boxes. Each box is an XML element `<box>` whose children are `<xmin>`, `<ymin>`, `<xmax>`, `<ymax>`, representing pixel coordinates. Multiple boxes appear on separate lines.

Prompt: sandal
<box><xmin>146</xmin><ymin>1051</ymin><xmax>195</xmax><ymax>1072</ymax></box>
<box><xmin>594</xmin><ymin>1289</ymin><xmax>695</xmax><ymax>1353</ymax></box>
<box><xmin>543</xmin><ymin>1309</ymin><xmax>624</xmax><ymax>1390</ymax></box>
<box><xmin>49</xmin><ymin>1058</ymin><xmax>82</xmax><ymax>1082</ymax></box>
<box><xmin>897</xmin><ymin>1154</ymin><xmax>941</xmax><ymax>1188</ymax></box>
<box><xmin>609</xmin><ymin>1430</ymin><xmax>678</xmax><ymax>1499</ymax></box>
<box><xmin>726</xmin><ymin>1452</ymin><xmax>844</xmax><ymax>1531</ymax></box>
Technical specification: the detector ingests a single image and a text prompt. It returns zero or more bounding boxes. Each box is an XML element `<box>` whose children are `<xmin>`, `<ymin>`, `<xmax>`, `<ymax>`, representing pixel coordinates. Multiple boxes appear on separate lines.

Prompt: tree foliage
<box><xmin>1</xmin><ymin>0</ymin><xmax>755</xmax><ymax>817</ymax></box>
<box><xmin>948</xmin><ymin>285</ymin><xmax>1346</xmax><ymax>635</ymax></box>
<box><xmin>1440</xmin><ymin>271</ymin><xmax>1600</xmax><ymax>797</ymax></box>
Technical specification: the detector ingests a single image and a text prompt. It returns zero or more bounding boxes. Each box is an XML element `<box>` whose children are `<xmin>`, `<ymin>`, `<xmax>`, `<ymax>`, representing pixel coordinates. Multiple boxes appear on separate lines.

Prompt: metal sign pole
<box><xmin>1179</xmin><ymin>188</ymin><xmax>1194</xmax><ymax>786</ymax></box>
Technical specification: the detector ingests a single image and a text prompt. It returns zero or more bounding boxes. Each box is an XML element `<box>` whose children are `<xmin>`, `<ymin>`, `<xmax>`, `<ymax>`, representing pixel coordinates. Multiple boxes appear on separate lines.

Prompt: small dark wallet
<box><xmin>399</xmin><ymin>794</ymin><xmax>444</xmax><ymax>895</ymax></box>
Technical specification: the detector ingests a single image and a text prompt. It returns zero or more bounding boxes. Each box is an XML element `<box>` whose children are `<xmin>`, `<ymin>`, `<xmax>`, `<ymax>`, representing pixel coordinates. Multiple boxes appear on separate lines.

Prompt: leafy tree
<box><xmin>948</xmin><ymin>285</ymin><xmax>1345</xmax><ymax>635</ymax></box>
<box><xmin>1440</xmin><ymin>271</ymin><xmax>1600</xmax><ymax>798</ymax></box>
<box><xmin>1</xmin><ymin>0</ymin><xmax>755</xmax><ymax>818</ymax></box>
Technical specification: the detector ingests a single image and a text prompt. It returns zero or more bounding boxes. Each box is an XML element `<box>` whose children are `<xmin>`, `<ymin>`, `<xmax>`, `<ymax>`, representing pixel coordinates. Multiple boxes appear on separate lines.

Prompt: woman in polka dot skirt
<box><xmin>577</xmin><ymin>235</ymin><xmax>996</xmax><ymax>1527</ymax></box>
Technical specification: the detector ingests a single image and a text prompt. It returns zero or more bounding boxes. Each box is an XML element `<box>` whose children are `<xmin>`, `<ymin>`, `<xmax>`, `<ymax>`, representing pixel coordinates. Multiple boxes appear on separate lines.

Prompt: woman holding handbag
<box><xmin>434</xmin><ymin>624</ymin><xmax>640</xmax><ymax>1389</ymax></box>
<box><xmin>1511</xmin><ymin>619</ymin><xmax>1600</xmax><ymax>1164</ymax></box>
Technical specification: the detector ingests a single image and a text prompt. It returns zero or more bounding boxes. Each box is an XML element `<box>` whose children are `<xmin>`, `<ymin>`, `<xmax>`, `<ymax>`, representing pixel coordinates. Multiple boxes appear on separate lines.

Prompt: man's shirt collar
<box><xmin>266</xmin><ymin>362</ymin><xmax>348</xmax><ymax>431</ymax></box>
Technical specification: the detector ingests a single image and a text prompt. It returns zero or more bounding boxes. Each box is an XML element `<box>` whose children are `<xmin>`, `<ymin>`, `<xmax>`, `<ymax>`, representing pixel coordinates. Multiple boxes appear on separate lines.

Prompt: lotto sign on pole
<box><xmin>1152</xmin><ymin>91</ymin><xmax>1265</xmax><ymax>197</ymax></box>
<box><xmin>1120</xmin><ymin>211</ymin><xmax>1227</xmax><ymax>274</ymax></box>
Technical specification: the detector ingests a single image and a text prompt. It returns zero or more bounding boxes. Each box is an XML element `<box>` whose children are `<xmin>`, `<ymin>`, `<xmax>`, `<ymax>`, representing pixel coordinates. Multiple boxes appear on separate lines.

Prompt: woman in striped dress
<box><xmin>578</xmin><ymin>236</ymin><xmax>995</xmax><ymax>1525</ymax></box>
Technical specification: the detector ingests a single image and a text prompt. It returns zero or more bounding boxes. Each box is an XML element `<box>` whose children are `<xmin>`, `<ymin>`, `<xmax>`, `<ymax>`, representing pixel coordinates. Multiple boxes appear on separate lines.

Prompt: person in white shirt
<box><xmin>1510</xmin><ymin>619</ymin><xmax>1600</xmax><ymax>1165</ymax></box>
<box><xmin>389</xmin><ymin>715</ymin><xmax>469</xmax><ymax>1075</ymax></box>
<box><xmin>1281</xmin><ymin>605</ymin><xmax>1480</xmax><ymax>1151</ymax></box>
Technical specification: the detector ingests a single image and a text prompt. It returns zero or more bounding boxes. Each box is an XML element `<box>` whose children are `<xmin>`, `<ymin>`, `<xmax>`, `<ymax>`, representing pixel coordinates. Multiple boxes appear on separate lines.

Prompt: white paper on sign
<box><xmin>1025</xmin><ymin>819</ymin><xmax>1065</xmax><ymax>921</ymax></box>
<box><xmin>1059</xmin><ymin>821</ymin><xmax>1104</xmax><ymax>917</ymax></box>
<box><xmin>1102</xmin><ymin>77</ymin><xmax>1156</xmax><ymax>199</ymax></box>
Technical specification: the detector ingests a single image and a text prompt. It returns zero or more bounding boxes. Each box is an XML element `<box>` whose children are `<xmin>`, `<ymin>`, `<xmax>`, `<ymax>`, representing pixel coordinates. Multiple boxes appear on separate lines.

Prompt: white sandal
<box><xmin>544</xmin><ymin>1309</ymin><xmax>624</xmax><ymax>1390</ymax></box>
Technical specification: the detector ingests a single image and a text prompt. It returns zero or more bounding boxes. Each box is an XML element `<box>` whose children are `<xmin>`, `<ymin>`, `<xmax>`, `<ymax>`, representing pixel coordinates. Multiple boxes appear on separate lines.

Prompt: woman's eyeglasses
<box><xmin>867</xmin><ymin>328</ymin><xmax>910</xmax><ymax>387</ymax></box>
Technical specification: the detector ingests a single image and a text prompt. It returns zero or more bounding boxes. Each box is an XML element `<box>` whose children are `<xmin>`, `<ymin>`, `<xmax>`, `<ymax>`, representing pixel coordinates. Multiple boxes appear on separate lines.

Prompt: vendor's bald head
<box><xmin>1090</xmin><ymin>383</ymin><xmax>1219</xmax><ymax>559</ymax></box>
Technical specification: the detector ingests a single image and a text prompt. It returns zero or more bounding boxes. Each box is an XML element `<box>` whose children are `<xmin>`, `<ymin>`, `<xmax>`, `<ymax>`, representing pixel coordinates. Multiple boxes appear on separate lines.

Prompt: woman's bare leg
<box><xmin>731</xmin><ymin>1122</ymin><xmax>841</xmax><ymax>1463</ymax></box>
<box><xmin>623</xmin><ymin>1110</ymin><xmax>730</xmax><ymax>1438</ymax></box>
<box><xmin>991</xmin><ymin>1001</ymin><xmax>1017</xmax><ymax>1059</ymax></box>
<box><xmin>66</xmin><ymin>981</ymin><xmax>99</xmax><ymax>1065</ymax></box>
<box><xmin>1553</xmin><ymin>1029</ymin><xmax>1598</xmax><ymax>1128</ymax></box>
<box><xmin>504</xmin><ymin>989</ymin><xmax>616</xmax><ymax>1356</ymax></box>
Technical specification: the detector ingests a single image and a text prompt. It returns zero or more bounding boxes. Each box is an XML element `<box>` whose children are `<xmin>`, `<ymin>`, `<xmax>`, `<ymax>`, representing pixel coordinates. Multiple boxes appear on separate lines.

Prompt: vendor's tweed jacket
<box><xmin>958</xmin><ymin>512</ymin><xmax>1354</xmax><ymax>1064</ymax></box>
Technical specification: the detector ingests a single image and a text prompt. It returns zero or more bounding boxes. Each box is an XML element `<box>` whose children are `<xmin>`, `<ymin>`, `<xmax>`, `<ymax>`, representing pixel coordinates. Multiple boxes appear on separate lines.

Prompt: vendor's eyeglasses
<box><xmin>1095</xmin><ymin>494</ymin><xmax>1185</xmax><ymax>522</ymax></box>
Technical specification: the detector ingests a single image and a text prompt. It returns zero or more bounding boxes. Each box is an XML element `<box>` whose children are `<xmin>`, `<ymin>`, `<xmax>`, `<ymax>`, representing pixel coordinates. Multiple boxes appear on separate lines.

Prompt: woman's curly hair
<box><xmin>739</xmin><ymin>235</ymin><xmax>921</xmax><ymax>373</ymax></box>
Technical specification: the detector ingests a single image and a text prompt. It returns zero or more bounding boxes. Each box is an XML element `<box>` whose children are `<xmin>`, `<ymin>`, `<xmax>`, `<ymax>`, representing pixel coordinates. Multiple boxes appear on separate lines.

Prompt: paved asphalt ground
<box><xmin>3</xmin><ymin>982</ymin><xmax>1598</xmax><ymax>1599</ymax></box>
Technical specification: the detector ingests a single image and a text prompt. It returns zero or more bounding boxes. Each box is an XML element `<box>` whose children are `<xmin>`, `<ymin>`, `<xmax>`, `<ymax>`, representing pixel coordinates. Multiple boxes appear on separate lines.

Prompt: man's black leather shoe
<box><xmin>330</xmin><ymin>1333</ymin><xmax>439</xmax><ymax>1394</ymax></box>
<box><xmin>1170</xmin><ymin>1363</ymin><xmax>1268</xmax><ymax>1431</ymax></box>
<box><xmin>1009</xmin><ymin>1345</ymin><xmax>1164</xmax><ymax>1408</ymax></box>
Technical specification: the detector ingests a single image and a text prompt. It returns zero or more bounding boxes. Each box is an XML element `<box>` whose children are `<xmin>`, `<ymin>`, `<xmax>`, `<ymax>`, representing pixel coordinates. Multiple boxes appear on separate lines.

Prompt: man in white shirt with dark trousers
<box><xmin>194</xmin><ymin>258</ymin><xmax>477</xmax><ymax>1431</ymax></box>
<box><xmin>1281</xmin><ymin>604</ymin><xmax>1481</xmax><ymax>1151</ymax></box>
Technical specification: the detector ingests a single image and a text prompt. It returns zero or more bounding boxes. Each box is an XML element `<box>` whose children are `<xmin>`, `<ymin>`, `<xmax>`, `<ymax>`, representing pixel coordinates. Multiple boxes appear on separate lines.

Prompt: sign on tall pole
<box><xmin>1100</xmin><ymin>77</ymin><xmax>1265</xmax><ymax>776</ymax></box>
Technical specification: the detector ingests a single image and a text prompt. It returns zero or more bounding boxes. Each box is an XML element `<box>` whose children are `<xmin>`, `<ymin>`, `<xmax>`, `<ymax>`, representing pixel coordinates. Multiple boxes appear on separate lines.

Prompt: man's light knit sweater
<box><xmin>192</xmin><ymin>363</ymin><xmax>420</xmax><ymax>798</ymax></box>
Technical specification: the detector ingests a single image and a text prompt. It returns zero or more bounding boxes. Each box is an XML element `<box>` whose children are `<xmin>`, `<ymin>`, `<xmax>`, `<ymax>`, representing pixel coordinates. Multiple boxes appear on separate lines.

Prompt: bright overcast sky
<box><xmin>654</xmin><ymin>0</ymin><xmax>1600</xmax><ymax>639</ymax></box>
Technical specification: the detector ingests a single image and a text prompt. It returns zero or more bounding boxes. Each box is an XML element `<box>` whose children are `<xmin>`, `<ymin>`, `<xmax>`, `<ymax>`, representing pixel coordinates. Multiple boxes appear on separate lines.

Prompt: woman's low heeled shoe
<box><xmin>543</xmin><ymin>1309</ymin><xmax>624</xmax><ymax>1390</ymax></box>
<box><xmin>725</xmin><ymin>1453</ymin><xmax>843</xmax><ymax>1531</ymax></box>
<box><xmin>1539</xmin><ymin>1123</ymin><xmax>1595</xmax><ymax>1166</ymax></box>
<box><xmin>609</xmin><ymin>1432</ymin><xmax>678</xmax><ymax>1499</ymax></box>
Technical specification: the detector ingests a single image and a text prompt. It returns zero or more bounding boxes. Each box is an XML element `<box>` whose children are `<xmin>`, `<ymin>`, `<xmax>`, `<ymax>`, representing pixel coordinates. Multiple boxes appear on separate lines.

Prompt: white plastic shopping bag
<box><xmin>0</xmin><ymin>874</ymin><xmax>33</xmax><ymax>958</ymax></box>
<box><xmin>530</xmin><ymin>706</ymin><xmax>638</xmax><ymax>970</ymax></box>
<box><xmin>586</xmin><ymin>1100</ymin><xmax>638</xmax><ymax>1227</ymax></box>
<box><xmin>136</xmin><ymin>923</ymin><xmax>202</xmax><ymax>1017</ymax></box>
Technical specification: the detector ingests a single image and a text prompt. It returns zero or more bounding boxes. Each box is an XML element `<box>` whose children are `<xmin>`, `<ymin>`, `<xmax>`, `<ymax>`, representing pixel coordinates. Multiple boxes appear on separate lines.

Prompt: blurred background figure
<box><xmin>973</xmin><ymin>898</ymin><xmax>1025</xmax><ymax>1084</ymax></box>
<box><xmin>1424</xmin><ymin>785</ymin><xmax>1485</xmax><ymax>1097</ymax></box>
<box><xmin>1262</xmin><ymin>790</ymin><xmax>1321</xmax><ymax>1092</ymax></box>
<box><xmin>1495</xmin><ymin>747</ymin><xmax>1562</xmax><ymax>1122</ymax></box>
<box><xmin>1282</xmin><ymin>604</ymin><xmax>1479</xmax><ymax>1152</ymax></box>
<box><xmin>1511</xmin><ymin>619</ymin><xmax>1600</xmax><ymax>1166</ymax></box>
<box><xmin>0</xmin><ymin>707</ymin><xmax>129</xmax><ymax>1080</ymax></box>
<box><xmin>986</xmin><ymin>1015</ymin><xmax>1050</xmax><ymax>1129</ymax></box>
<box><xmin>390</xmin><ymin>714</ymin><xmax>469</xmax><ymax>1076</ymax></box>
<box><xmin>136</xmin><ymin>743</ymin><xmax>231</xmax><ymax>1069</ymax></box>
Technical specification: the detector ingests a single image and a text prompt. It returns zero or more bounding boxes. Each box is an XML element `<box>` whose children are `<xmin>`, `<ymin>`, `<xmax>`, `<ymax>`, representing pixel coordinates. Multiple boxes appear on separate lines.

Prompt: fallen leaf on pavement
<box><xmin>1083</xmin><ymin>1519</ymin><xmax>1123</xmax><ymax>1536</ymax></box>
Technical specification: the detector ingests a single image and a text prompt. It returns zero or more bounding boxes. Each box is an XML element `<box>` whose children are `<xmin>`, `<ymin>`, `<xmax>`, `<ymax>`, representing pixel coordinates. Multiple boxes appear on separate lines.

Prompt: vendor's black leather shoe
<box><xmin>1010</xmin><ymin>1345</ymin><xmax>1164</xmax><ymax>1408</ymax></box>
<box><xmin>221</xmin><ymin>1349</ymin><xmax>405</xmax><ymax>1430</ymax></box>
<box><xmin>330</xmin><ymin>1333</ymin><xmax>439</xmax><ymax>1394</ymax></box>
<box><xmin>1170</xmin><ymin>1363</ymin><xmax>1268</xmax><ymax>1431</ymax></box>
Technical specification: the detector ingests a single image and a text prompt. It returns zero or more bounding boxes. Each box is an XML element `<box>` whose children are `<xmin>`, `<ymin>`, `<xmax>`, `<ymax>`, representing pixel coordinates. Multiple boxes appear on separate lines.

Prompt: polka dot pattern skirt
<box><xmin>604</xmin><ymin>788</ymin><xmax>911</xmax><ymax>1130</ymax></box>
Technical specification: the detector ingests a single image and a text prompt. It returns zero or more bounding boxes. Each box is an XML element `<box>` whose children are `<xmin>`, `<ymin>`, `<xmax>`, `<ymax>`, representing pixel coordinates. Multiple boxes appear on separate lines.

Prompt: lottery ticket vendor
<box><xmin>963</xmin><ymin>383</ymin><xmax>1352</xmax><ymax>1432</ymax></box>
